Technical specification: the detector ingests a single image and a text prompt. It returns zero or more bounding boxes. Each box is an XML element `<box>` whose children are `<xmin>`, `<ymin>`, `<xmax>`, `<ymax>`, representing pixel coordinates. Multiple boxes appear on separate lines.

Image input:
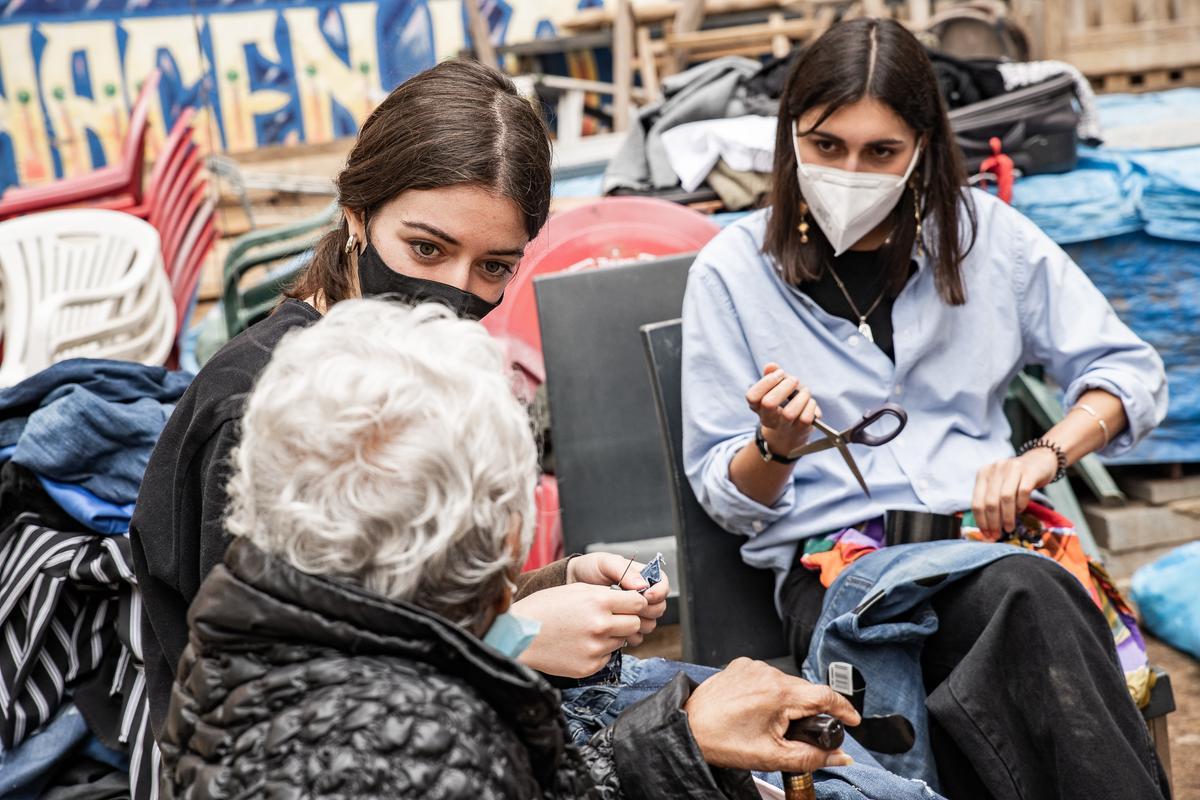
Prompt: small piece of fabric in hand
<box><xmin>639</xmin><ymin>553</ymin><xmax>665</xmax><ymax>593</ymax></box>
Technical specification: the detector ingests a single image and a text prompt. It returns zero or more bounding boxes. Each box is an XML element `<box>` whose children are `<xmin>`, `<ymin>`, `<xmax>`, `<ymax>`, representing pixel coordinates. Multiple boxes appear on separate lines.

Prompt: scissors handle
<box><xmin>847</xmin><ymin>404</ymin><xmax>907</xmax><ymax>447</ymax></box>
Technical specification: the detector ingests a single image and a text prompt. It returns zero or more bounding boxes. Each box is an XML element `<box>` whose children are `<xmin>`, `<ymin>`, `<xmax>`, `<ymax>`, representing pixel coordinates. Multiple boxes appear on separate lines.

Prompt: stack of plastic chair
<box><xmin>96</xmin><ymin>107</ymin><xmax>214</xmax><ymax>336</ymax></box>
<box><xmin>0</xmin><ymin>72</ymin><xmax>161</xmax><ymax>221</ymax></box>
<box><xmin>0</xmin><ymin>72</ymin><xmax>215</xmax><ymax>338</ymax></box>
<box><xmin>0</xmin><ymin>209</ymin><xmax>174</xmax><ymax>387</ymax></box>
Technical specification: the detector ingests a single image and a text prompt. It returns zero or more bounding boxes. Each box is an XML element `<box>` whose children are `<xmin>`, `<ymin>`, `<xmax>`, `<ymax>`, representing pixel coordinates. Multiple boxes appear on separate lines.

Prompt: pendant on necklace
<box><xmin>858</xmin><ymin>321</ymin><xmax>874</xmax><ymax>342</ymax></box>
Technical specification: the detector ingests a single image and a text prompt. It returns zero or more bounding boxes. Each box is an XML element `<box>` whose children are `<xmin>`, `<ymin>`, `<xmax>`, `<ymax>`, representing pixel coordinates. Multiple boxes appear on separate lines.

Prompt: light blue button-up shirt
<box><xmin>681</xmin><ymin>189</ymin><xmax>1168</xmax><ymax>587</ymax></box>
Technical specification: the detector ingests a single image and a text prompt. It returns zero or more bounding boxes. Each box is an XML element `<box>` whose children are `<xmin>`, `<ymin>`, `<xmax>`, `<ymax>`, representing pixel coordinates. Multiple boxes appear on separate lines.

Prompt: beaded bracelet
<box><xmin>1018</xmin><ymin>438</ymin><xmax>1068</xmax><ymax>483</ymax></box>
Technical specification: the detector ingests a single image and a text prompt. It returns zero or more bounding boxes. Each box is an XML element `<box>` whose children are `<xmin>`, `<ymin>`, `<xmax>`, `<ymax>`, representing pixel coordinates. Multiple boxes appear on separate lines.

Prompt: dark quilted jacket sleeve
<box><xmin>607</xmin><ymin>672</ymin><xmax>761</xmax><ymax>800</ymax></box>
<box><xmin>547</xmin><ymin>672</ymin><xmax>760</xmax><ymax>800</ymax></box>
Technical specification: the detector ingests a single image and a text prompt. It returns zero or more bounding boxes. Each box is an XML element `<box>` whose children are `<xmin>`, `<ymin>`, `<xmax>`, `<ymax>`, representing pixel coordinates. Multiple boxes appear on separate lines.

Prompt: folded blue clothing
<box><xmin>0</xmin><ymin>359</ymin><xmax>191</xmax><ymax>507</ymax></box>
<box><xmin>1096</xmin><ymin>89</ymin><xmax>1200</xmax><ymax>150</ymax></box>
<box><xmin>1064</xmin><ymin>233</ymin><xmax>1200</xmax><ymax>463</ymax></box>
<box><xmin>0</xmin><ymin>359</ymin><xmax>191</xmax><ymax>445</ymax></box>
<box><xmin>12</xmin><ymin>389</ymin><xmax>175</xmax><ymax>506</ymax></box>
<box><xmin>36</xmin><ymin>476</ymin><xmax>134</xmax><ymax>535</ymax></box>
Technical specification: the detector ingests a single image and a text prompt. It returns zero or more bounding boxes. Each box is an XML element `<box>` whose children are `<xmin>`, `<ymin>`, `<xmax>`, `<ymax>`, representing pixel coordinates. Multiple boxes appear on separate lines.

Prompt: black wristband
<box><xmin>755</xmin><ymin>424</ymin><xmax>800</xmax><ymax>465</ymax></box>
<box><xmin>1018</xmin><ymin>438</ymin><xmax>1068</xmax><ymax>483</ymax></box>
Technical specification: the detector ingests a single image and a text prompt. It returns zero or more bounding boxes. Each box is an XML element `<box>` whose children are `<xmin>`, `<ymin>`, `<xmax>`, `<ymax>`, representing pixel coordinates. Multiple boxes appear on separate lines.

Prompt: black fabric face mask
<box><xmin>356</xmin><ymin>242</ymin><xmax>502</xmax><ymax>321</ymax></box>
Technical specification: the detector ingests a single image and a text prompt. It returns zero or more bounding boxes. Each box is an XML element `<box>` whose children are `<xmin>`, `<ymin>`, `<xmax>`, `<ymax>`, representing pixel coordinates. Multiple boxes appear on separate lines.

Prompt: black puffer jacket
<box><xmin>160</xmin><ymin>540</ymin><xmax>758</xmax><ymax>799</ymax></box>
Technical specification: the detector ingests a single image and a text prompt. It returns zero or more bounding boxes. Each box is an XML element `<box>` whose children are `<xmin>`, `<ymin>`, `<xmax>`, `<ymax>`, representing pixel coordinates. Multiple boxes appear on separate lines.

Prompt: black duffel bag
<box><xmin>949</xmin><ymin>72</ymin><xmax>1081</xmax><ymax>177</ymax></box>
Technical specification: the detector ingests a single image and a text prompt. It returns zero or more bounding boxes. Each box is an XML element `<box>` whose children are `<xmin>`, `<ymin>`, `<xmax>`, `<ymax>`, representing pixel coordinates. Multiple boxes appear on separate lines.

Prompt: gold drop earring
<box><xmin>912</xmin><ymin>186</ymin><xmax>925</xmax><ymax>258</ymax></box>
<box><xmin>798</xmin><ymin>201</ymin><xmax>811</xmax><ymax>245</ymax></box>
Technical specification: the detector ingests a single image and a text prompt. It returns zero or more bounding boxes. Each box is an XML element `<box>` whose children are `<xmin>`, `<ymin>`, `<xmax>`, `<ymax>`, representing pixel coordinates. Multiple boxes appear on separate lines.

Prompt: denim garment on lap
<box><xmin>802</xmin><ymin>540</ymin><xmax>1038</xmax><ymax>790</ymax></box>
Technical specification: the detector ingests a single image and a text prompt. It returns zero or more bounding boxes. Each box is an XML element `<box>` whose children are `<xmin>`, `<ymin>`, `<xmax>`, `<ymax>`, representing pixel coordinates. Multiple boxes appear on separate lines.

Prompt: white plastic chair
<box><xmin>0</xmin><ymin>209</ymin><xmax>175</xmax><ymax>387</ymax></box>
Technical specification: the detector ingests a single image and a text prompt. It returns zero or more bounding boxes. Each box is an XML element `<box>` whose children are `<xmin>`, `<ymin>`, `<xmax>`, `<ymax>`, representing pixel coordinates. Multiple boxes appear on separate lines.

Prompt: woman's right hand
<box><xmin>746</xmin><ymin>362</ymin><xmax>822</xmax><ymax>457</ymax></box>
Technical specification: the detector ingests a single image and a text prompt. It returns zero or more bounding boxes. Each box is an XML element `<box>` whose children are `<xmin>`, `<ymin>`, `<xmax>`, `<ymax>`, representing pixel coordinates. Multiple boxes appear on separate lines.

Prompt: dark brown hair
<box><xmin>286</xmin><ymin>58</ymin><xmax>553</xmax><ymax>308</ymax></box>
<box><xmin>764</xmin><ymin>18</ymin><xmax>976</xmax><ymax>305</ymax></box>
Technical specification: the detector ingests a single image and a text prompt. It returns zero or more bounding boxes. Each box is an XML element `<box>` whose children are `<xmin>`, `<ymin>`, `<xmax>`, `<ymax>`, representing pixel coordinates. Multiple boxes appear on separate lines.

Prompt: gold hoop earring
<box><xmin>344</xmin><ymin>232</ymin><xmax>359</xmax><ymax>256</ymax></box>
<box><xmin>798</xmin><ymin>201</ymin><xmax>811</xmax><ymax>245</ymax></box>
<box><xmin>912</xmin><ymin>187</ymin><xmax>924</xmax><ymax>258</ymax></box>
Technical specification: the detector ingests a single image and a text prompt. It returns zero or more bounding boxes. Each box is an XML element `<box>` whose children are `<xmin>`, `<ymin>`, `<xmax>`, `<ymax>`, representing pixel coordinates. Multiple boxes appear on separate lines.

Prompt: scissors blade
<box><xmin>786</xmin><ymin>419</ymin><xmax>841</xmax><ymax>459</ymax></box>
<box><xmin>812</xmin><ymin>419</ymin><xmax>840</xmax><ymax>438</ymax></box>
<box><xmin>788</xmin><ymin>436</ymin><xmax>837</xmax><ymax>459</ymax></box>
<box><xmin>837</xmin><ymin>443</ymin><xmax>873</xmax><ymax>498</ymax></box>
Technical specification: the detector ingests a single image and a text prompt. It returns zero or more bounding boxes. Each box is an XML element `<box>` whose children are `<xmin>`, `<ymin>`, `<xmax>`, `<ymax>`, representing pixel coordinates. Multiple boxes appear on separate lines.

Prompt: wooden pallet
<box><xmin>1037</xmin><ymin>0</ymin><xmax>1200</xmax><ymax>87</ymax></box>
<box><xmin>1092</xmin><ymin>65</ymin><xmax>1200</xmax><ymax>93</ymax></box>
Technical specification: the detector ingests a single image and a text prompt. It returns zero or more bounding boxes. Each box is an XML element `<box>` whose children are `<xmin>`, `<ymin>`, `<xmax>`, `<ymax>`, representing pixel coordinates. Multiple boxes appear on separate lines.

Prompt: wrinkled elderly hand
<box><xmin>684</xmin><ymin>658</ymin><xmax>860</xmax><ymax>773</ymax></box>
<box><xmin>511</xmin><ymin>583</ymin><xmax>648</xmax><ymax>678</ymax></box>
<box><xmin>567</xmin><ymin>552</ymin><xmax>669</xmax><ymax>638</ymax></box>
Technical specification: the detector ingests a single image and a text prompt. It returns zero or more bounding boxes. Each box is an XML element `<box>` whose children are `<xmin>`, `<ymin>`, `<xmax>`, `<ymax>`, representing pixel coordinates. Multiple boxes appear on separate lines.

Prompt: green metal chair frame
<box><xmin>221</xmin><ymin>202</ymin><xmax>338</xmax><ymax>340</ymax></box>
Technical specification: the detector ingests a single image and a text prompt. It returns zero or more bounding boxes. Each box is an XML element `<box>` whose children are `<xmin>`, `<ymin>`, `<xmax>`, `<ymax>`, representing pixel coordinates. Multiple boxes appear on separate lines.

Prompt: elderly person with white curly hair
<box><xmin>157</xmin><ymin>299</ymin><xmax>860</xmax><ymax>799</ymax></box>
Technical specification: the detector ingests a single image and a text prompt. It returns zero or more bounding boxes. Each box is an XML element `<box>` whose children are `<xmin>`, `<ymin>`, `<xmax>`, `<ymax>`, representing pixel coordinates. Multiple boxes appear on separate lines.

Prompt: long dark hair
<box><xmin>764</xmin><ymin>18</ymin><xmax>975</xmax><ymax>305</ymax></box>
<box><xmin>286</xmin><ymin>58</ymin><xmax>553</xmax><ymax>308</ymax></box>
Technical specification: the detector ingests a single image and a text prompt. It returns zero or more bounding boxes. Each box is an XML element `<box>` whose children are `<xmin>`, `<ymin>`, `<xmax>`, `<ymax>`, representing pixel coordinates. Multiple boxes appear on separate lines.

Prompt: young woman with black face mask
<box><xmin>680</xmin><ymin>18</ymin><xmax>1169</xmax><ymax>800</ymax></box>
<box><xmin>130</xmin><ymin>60</ymin><xmax>681</xmax><ymax>743</ymax></box>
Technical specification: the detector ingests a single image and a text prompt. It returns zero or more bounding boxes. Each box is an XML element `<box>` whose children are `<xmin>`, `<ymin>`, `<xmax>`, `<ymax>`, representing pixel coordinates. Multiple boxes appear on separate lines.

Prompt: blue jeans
<box><xmin>803</xmin><ymin>540</ymin><xmax>1039</xmax><ymax>791</ymax></box>
<box><xmin>0</xmin><ymin>358</ymin><xmax>191</xmax><ymax>434</ymax></box>
<box><xmin>0</xmin><ymin>358</ymin><xmax>191</xmax><ymax>505</ymax></box>
<box><xmin>561</xmin><ymin>656</ymin><xmax>946</xmax><ymax>799</ymax></box>
<box><xmin>0</xmin><ymin>705</ymin><xmax>89</xmax><ymax>798</ymax></box>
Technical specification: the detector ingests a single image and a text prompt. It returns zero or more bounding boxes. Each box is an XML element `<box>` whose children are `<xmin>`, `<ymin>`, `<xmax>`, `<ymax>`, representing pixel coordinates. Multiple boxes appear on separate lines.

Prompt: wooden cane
<box><xmin>782</xmin><ymin>715</ymin><xmax>845</xmax><ymax>800</ymax></box>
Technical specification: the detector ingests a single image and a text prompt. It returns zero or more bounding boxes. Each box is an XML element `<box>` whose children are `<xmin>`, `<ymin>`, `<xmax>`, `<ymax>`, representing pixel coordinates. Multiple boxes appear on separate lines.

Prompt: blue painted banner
<box><xmin>0</xmin><ymin>0</ymin><xmax>593</xmax><ymax>191</ymax></box>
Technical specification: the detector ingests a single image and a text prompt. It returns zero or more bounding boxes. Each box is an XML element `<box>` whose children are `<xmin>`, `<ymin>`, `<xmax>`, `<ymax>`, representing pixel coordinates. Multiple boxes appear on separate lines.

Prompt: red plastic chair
<box><xmin>168</xmin><ymin>195</ymin><xmax>216</xmax><ymax>316</ymax></box>
<box><xmin>0</xmin><ymin>71</ymin><xmax>161</xmax><ymax>220</ymax></box>
<box><xmin>97</xmin><ymin>104</ymin><xmax>213</xmax><ymax>334</ymax></box>
<box><xmin>97</xmin><ymin>107</ymin><xmax>197</xmax><ymax>219</ymax></box>
<box><xmin>482</xmin><ymin>197</ymin><xmax>722</xmax><ymax>399</ymax></box>
<box><xmin>522</xmin><ymin>474</ymin><xmax>565</xmax><ymax>572</ymax></box>
<box><xmin>160</xmin><ymin>177</ymin><xmax>205</xmax><ymax>270</ymax></box>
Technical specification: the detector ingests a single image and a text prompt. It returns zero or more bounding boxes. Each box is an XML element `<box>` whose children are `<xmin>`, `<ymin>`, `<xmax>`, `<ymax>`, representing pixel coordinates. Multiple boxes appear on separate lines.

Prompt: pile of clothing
<box><xmin>603</xmin><ymin>56</ymin><xmax>775</xmax><ymax>209</ymax></box>
<box><xmin>0</xmin><ymin>359</ymin><xmax>191</xmax><ymax>800</ymax></box>
<box><xmin>800</xmin><ymin>503</ymin><xmax>1155</xmax><ymax>707</ymax></box>
<box><xmin>1062</xmin><ymin>232</ymin><xmax>1200</xmax><ymax>464</ymax></box>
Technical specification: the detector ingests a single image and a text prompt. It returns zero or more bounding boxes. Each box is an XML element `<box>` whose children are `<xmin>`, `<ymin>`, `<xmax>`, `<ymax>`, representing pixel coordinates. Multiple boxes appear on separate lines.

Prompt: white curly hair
<box><xmin>224</xmin><ymin>299</ymin><xmax>537</xmax><ymax>630</ymax></box>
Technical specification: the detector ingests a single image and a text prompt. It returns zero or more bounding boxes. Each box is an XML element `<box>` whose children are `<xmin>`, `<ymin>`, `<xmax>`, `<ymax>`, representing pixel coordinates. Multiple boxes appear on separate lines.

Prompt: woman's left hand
<box><xmin>971</xmin><ymin>448</ymin><xmax>1060</xmax><ymax>538</ymax></box>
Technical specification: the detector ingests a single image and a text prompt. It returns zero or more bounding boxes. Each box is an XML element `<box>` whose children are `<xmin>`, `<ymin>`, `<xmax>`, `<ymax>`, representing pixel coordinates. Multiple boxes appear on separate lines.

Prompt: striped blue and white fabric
<box><xmin>0</xmin><ymin>516</ymin><xmax>159</xmax><ymax>799</ymax></box>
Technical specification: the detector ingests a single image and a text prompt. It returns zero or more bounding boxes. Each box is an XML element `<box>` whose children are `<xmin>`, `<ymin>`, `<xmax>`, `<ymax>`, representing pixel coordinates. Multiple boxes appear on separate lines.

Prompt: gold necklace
<box><xmin>825</xmin><ymin>262</ymin><xmax>887</xmax><ymax>343</ymax></box>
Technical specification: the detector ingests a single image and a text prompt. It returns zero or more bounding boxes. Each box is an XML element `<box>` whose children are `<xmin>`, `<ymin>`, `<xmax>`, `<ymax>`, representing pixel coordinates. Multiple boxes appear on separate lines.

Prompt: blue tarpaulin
<box><xmin>1064</xmin><ymin>234</ymin><xmax>1200</xmax><ymax>464</ymax></box>
<box><xmin>1008</xmin><ymin>90</ymin><xmax>1200</xmax><ymax>463</ymax></box>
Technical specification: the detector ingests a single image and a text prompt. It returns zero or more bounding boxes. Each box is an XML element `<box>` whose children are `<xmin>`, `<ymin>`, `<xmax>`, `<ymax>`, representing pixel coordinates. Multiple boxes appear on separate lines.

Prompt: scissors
<box><xmin>785</xmin><ymin>404</ymin><xmax>908</xmax><ymax>497</ymax></box>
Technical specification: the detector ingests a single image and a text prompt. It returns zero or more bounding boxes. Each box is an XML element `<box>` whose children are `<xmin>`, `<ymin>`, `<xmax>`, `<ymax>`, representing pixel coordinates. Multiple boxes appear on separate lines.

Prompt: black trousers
<box><xmin>781</xmin><ymin>555</ymin><xmax>1169</xmax><ymax>800</ymax></box>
